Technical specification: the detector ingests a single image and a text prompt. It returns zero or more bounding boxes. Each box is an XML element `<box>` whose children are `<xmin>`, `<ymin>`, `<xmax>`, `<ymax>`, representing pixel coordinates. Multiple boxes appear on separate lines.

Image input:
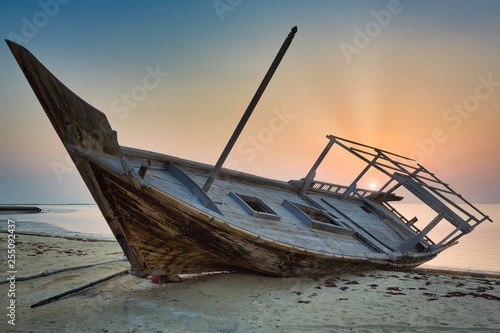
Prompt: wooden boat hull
<box><xmin>7</xmin><ymin>39</ymin><xmax>490</xmax><ymax>278</ymax></box>
<box><xmin>84</xmin><ymin>155</ymin><xmax>434</xmax><ymax>277</ymax></box>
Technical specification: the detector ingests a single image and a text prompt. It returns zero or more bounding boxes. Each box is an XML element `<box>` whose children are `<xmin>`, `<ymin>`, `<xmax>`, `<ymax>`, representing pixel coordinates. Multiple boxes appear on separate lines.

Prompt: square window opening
<box><xmin>243</xmin><ymin>196</ymin><xmax>274</xmax><ymax>214</ymax></box>
<box><xmin>229</xmin><ymin>192</ymin><xmax>280</xmax><ymax>221</ymax></box>
<box><xmin>294</xmin><ymin>202</ymin><xmax>341</xmax><ymax>226</ymax></box>
<box><xmin>282</xmin><ymin>199</ymin><xmax>355</xmax><ymax>236</ymax></box>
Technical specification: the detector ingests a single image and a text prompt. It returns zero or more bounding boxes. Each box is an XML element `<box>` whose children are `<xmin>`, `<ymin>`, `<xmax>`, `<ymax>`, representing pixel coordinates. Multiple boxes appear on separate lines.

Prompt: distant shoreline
<box><xmin>0</xmin><ymin>205</ymin><xmax>42</xmax><ymax>214</ymax></box>
<box><xmin>0</xmin><ymin>203</ymin><xmax>96</xmax><ymax>206</ymax></box>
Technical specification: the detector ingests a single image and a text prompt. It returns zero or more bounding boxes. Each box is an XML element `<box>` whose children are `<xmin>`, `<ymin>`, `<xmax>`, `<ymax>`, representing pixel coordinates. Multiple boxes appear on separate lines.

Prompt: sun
<box><xmin>370</xmin><ymin>182</ymin><xmax>377</xmax><ymax>189</ymax></box>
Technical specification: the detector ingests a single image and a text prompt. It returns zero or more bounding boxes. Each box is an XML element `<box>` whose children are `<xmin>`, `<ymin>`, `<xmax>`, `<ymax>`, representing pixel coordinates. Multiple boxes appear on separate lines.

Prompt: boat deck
<box><xmin>128</xmin><ymin>156</ymin><xmax>410</xmax><ymax>259</ymax></box>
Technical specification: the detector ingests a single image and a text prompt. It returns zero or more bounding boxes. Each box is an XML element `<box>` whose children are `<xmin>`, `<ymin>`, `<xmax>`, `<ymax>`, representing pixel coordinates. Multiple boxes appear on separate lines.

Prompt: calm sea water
<box><xmin>393</xmin><ymin>204</ymin><xmax>500</xmax><ymax>274</ymax></box>
<box><xmin>0</xmin><ymin>205</ymin><xmax>114</xmax><ymax>241</ymax></box>
<box><xmin>1</xmin><ymin>204</ymin><xmax>499</xmax><ymax>274</ymax></box>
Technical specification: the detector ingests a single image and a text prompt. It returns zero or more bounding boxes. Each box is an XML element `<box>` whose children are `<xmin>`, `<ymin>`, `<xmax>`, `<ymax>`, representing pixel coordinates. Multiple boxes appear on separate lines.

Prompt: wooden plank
<box><xmin>362</xmin><ymin>197</ymin><xmax>416</xmax><ymax>238</ymax></box>
<box><xmin>396</xmin><ymin>213</ymin><xmax>444</xmax><ymax>254</ymax></box>
<box><xmin>393</xmin><ymin>173</ymin><xmax>473</xmax><ymax>233</ymax></box>
<box><xmin>301</xmin><ymin>138</ymin><xmax>335</xmax><ymax>193</ymax></box>
<box><xmin>319</xmin><ymin>197</ymin><xmax>394</xmax><ymax>253</ymax></box>
<box><xmin>167</xmin><ymin>162</ymin><xmax>222</xmax><ymax>214</ymax></box>
<box><xmin>309</xmin><ymin>221</ymin><xmax>356</xmax><ymax>236</ymax></box>
<box><xmin>327</xmin><ymin>135</ymin><xmax>414</xmax><ymax>161</ymax></box>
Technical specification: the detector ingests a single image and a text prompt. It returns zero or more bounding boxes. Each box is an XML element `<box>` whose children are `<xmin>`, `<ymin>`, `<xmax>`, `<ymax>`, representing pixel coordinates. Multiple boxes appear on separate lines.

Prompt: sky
<box><xmin>0</xmin><ymin>0</ymin><xmax>499</xmax><ymax>204</ymax></box>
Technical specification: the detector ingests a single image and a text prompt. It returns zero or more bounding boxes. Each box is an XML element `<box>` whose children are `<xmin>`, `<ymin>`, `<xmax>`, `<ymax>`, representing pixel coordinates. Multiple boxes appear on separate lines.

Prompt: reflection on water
<box><xmin>1</xmin><ymin>204</ymin><xmax>498</xmax><ymax>273</ymax></box>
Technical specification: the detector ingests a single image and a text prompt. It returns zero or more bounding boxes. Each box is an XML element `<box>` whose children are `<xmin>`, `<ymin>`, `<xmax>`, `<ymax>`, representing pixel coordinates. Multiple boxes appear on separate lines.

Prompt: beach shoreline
<box><xmin>1</xmin><ymin>233</ymin><xmax>499</xmax><ymax>332</ymax></box>
<box><xmin>6</xmin><ymin>231</ymin><xmax>500</xmax><ymax>278</ymax></box>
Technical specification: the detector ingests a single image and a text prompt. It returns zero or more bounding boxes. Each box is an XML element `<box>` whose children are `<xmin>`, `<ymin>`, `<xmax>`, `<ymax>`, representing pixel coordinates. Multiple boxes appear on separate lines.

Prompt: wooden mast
<box><xmin>203</xmin><ymin>26</ymin><xmax>298</xmax><ymax>192</ymax></box>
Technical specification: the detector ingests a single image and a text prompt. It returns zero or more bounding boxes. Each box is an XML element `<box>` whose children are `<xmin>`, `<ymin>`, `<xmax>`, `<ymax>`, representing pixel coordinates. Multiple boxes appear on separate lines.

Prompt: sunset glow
<box><xmin>1</xmin><ymin>1</ymin><xmax>499</xmax><ymax>204</ymax></box>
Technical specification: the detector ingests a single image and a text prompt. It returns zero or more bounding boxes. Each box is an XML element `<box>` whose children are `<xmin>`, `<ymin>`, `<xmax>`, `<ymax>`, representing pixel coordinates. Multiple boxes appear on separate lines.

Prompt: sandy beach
<box><xmin>1</xmin><ymin>233</ymin><xmax>499</xmax><ymax>333</ymax></box>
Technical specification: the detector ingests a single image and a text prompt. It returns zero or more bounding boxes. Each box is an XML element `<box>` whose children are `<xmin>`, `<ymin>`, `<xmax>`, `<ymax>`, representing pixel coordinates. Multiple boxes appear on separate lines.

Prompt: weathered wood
<box><xmin>0</xmin><ymin>259</ymin><xmax>127</xmax><ymax>284</ymax></box>
<box><xmin>396</xmin><ymin>213</ymin><xmax>445</xmax><ymax>254</ymax></box>
<box><xmin>6</xmin><ymin>40</ymin><xmax>149</xmax><ymax>277</ymax></box>
<box><xmin>418</xmin><ymin>164</ymin><xmax>492</xmax><ymax>223</ymax></box>
<box><xmin>393</xmin><ymin>173</ymin><xmax>473</xmax><ymax>233</ymax></box>
<box><xmin>343</xmin><ymin>152</ymin><xmax>381</xmax><ymax>199</ymax></box>
<box><xmin>30</xmin><ymin>269</ymin><xmax>129</xmax><ymax>308</ymax></box>
<box><xmin>301</xmin><ymin>138</ymin><xmax>335</xmax><ymax>193</ymax></box>
<box><xmin>320</xmin><ymin>198</ymin><xmax>394</xmax><ymax>253</ymax></box>
<box><xmin>138</xmin><ymin>161</ymin><xmax>150</xmax><ymax>179</ymax></box>
<box><xmin>6</xmin><ymin>38</ymin><xmax>492</xmax><ymax>279</ymax></box>
<box><xmin>167</xmin><ymin>161</ymin><xmax>222</xmax><ymax>214</ymax></box>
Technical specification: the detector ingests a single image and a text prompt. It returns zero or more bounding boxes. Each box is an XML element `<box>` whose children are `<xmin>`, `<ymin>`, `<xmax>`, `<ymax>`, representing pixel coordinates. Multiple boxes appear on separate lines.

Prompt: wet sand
<box><xmin>1</xmin><ymin>233</ymin><xmax>499</xmax><ymax>332</ymax></box>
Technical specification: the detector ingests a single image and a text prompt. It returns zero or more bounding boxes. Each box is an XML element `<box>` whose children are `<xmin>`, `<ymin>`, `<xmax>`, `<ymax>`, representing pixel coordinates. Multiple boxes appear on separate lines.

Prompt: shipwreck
<box><xmin>6</xmin><ymin>27</ymin><xmax>492</xmax><ymax>278</ymax></box>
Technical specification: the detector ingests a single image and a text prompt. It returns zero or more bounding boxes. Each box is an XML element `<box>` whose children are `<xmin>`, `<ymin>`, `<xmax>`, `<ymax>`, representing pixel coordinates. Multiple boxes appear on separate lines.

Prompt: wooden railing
<box><xmin>310</xmin><ymin>181</ymin><xmax>375</xmax><ymax>198</ymax></box>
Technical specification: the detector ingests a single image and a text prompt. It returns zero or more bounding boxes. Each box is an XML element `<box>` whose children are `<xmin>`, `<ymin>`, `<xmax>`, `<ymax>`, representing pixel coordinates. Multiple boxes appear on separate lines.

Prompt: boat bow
<box><xmin>6</xmin><ymin>40</ymin><xmax>122</xmax><ymax>158</ymax></box>
<box><xmin>6</xmin><ymin>40</ymin><xmax>150</xmax><ymax>276</ymax></box>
